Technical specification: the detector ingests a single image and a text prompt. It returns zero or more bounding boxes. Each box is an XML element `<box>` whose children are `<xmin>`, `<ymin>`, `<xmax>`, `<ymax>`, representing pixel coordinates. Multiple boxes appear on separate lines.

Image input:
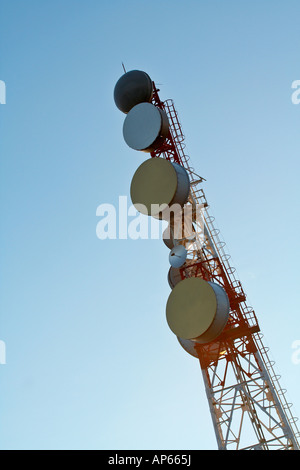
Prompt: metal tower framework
<box><xmin>150</xmin><ymin>83</ymin><xmax>300</xmax><ymax>450</ymax></box>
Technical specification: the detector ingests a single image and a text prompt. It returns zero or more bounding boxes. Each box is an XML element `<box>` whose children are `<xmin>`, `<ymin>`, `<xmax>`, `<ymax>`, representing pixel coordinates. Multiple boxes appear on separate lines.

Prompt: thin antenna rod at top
<box><xmin>122</xmin><ymin>62</ymin><xmax>126</xmax><ymax>74</ymax></box>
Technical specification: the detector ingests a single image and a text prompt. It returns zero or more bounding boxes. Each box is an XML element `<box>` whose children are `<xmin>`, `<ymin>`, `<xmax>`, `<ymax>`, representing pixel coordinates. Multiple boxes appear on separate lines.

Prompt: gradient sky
<box><xmin>0</xmin><ymin>0</ymin><xmax>300</xmax><ymax>450</ymax></box>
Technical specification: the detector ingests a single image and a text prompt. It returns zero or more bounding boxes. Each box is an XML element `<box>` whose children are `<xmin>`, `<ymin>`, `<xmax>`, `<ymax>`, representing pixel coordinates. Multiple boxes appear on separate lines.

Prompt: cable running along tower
<box><xmin>113</xmin><ymin>70</ymin><xmax>300</xmax><ymax>450</ymax></box>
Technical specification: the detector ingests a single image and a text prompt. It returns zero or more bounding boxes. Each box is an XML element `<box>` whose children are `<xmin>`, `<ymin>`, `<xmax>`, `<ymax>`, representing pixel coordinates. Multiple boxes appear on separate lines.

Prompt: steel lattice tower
<box><xmin>114</xmin><ymin>72</ymin><xmax>300</xmax><ymax>450</ymax></box>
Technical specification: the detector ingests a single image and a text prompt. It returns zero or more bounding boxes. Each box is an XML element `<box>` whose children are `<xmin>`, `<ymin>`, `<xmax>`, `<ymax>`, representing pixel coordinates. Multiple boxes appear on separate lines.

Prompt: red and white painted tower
<box><xmin>114</xmin><ymin>70</ymin><xmax>300</xmax><ymax>450</ymax></box>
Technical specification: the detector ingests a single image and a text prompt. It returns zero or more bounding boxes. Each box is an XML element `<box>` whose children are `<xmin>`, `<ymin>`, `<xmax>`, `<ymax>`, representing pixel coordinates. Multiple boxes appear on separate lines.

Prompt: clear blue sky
<box><xmin>0</xmin><ymin>0</ymin><xmax>299</xmax><ymax>450</ymax></box>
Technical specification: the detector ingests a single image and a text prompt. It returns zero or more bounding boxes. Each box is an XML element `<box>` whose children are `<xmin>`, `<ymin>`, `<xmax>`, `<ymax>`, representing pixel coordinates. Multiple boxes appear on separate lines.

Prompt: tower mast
<box><xmin>114</xmin><ymin>71</ymin><xmax>300</xmax><ymax>450</ymax></box>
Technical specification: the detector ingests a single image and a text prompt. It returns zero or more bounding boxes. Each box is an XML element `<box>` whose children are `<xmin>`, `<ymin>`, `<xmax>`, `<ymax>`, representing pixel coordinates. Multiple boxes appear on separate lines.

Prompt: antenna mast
<box><xmin>113</xmin><ymin>70</ymin><xmax>300</xmax><ymax>450</ymax></box>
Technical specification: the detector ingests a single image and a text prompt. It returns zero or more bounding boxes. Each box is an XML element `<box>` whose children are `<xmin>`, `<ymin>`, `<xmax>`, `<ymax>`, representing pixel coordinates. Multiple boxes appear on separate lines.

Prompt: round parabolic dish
<box><xmin>166</xmin><ymin>277</ymin><xmax>218</xmax><ymax>340</ymax></box>
<box><xmin>177</xmin><ymin>337</ymin><xmax>199</xmax><ymax>358</ymax></box>
<box><xmin>123</xmin><ymin>103</ymin><xmax>169</xmax><ymax>152</ymax></box>
<box><xmin>177</xmin><ymin>337</ymin><xmax>227</xmax><ymax>360</ymax></box>
<box><xmin>169</xmin><ymin>244</ymin><xmax>187</xmax><ymax>268</ymax></box>
<box><xmin>163</xmin><ymin>226</ymin><xmax>175</xmax><ymax>249</ymax></box>
<box><xmin>168</xmin><ymin>267</ymin><xmax>182</xmax><ymax>289</ymax></box>
<box><xmin>114</xmin><ymin>70</ymin><xmax>153</xmax><ymax>114</ymax></box>
<box><xmin>130</xmin><ymin>158</ymin><xmax>178</xmax><ymax>217</ymax></box>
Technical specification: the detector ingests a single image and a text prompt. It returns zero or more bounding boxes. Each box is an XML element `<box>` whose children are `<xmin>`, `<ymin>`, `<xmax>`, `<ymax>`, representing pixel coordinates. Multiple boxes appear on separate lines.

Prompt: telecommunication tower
<box><xmin>113</xmin><ymin>70</ymin><xmax>300</xmax><ymax>450</ymax></box>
